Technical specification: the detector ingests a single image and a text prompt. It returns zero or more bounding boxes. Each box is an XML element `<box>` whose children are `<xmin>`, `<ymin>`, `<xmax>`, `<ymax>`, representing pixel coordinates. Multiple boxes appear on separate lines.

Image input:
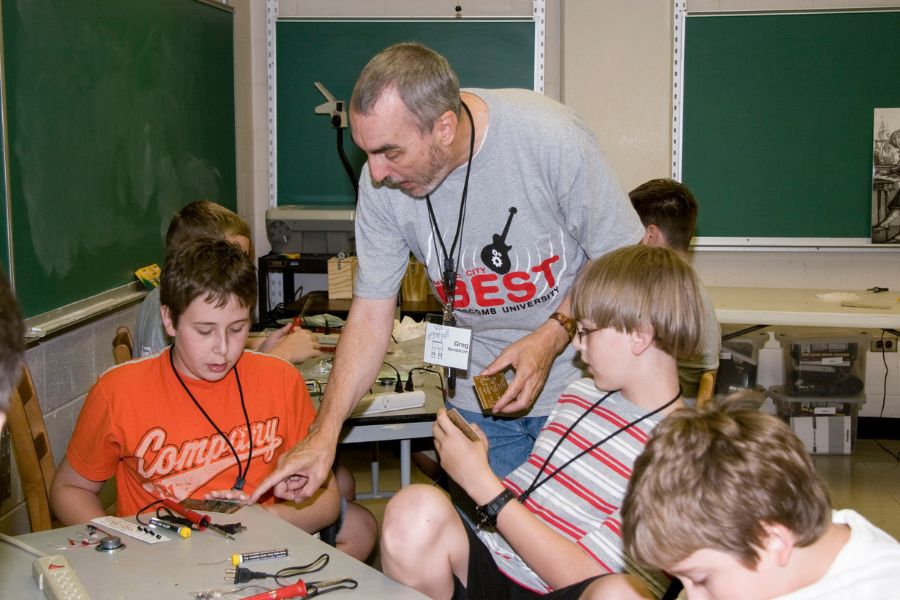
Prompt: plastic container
<box><xmin>784</xmin><ymin>334</ymin><xmax>867</xmax><ymax>397</ymax></box>
<box><xmin>768</xmin><ymin>385</ymin><xmax>864</xmax><ymax>454</ymax></box>
<box><xmin>756</xmin><ymin>331</ymin><xmax>786</xmax><ymax>390</ymax></box>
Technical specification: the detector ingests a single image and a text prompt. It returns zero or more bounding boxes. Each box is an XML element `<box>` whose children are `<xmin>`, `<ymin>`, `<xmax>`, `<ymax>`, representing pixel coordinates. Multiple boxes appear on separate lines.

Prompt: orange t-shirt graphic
<box><xmin>67</xmin><ymin>349</ymin><xmax>314</xmax><ymax>517</ymax></box>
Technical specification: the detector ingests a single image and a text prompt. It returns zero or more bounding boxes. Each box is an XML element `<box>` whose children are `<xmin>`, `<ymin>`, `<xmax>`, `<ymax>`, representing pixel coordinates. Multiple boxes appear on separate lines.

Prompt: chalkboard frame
<box><xmin>673</xmin><ymin>6</ymin><xmax>900</xmax><ymax>249</ymax></box>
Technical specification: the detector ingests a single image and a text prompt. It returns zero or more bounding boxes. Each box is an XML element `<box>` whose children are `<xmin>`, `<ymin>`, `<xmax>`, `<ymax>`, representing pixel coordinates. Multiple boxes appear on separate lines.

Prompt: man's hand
<box><xmin>247</xmin><ymin>429</ymin><xmax>336</xmax><ymax>504</ymax></box>
<box><xmin>480</xmin><ymin>322</ymin><xmax>568</xmax><ymax>414</ymax></box>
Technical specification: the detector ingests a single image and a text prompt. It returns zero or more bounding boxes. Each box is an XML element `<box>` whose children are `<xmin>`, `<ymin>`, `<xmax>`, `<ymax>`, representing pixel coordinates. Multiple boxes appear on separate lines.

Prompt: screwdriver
<box><xmin>161</xmin><ymin>498</ymin><xmax>236</xmax><ymax>541</ymax></box>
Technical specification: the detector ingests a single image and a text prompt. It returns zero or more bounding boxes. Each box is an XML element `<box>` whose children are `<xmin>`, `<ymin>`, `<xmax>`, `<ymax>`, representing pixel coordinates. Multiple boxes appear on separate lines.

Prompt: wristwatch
<box><xmin>548</xmin><ymin>311</ymin><xmax>576</xmax><ymax>342</ymax></box>
<box><xmin>476</xmin><ymin>488</ymin><xmax>518</xmax><ymax>529</ymax></box>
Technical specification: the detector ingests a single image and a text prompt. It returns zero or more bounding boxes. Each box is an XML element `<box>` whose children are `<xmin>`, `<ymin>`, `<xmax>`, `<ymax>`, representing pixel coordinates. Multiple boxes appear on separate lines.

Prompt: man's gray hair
<box><xmin>351</xmin><ymin>42</ymin><xmax>461</xmax><ymax>135</ymax></box>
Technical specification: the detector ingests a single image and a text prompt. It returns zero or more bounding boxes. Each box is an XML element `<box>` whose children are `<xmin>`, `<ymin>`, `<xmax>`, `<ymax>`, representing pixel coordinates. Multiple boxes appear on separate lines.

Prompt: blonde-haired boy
<box><xmin>380</xmin><ymin>245</ymin><xmax>704</xmax><ymax>599</ymax></box>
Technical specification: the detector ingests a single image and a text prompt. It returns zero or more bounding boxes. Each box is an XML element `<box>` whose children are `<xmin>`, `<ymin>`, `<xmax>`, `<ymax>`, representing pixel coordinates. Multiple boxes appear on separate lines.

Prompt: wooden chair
<box><xmin>7</xmin><ymin>366</ymin><xmax>56</xmax><ymax>531</ymax></box>
<box><xmin>112</xmin><ymin>325</ymin><xmax>134</xmax><ymax>364</ymax></box>
<box><xmin>697</xmin><ymin>369</ymin><xmax>718</xmax><ymax>408</ymax></box>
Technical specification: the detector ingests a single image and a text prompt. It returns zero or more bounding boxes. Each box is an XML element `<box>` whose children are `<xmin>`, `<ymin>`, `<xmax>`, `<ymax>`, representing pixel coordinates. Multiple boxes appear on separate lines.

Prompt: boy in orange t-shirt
<box><xmin>50</xmin><ymin>238</ymin><xmax>340</xmax><ymax>533</ymax></box>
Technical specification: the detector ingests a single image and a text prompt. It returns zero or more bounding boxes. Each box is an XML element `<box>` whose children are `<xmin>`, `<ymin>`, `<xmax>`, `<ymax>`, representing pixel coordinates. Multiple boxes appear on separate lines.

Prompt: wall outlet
<box><xmin>870</xmin><ymin>336</ymin><xmax>898</xmax><ymax>353</ymax></box>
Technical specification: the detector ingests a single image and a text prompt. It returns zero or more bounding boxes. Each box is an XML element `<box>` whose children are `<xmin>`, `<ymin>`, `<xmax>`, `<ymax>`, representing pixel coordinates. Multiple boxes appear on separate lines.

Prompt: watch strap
<box><xmin>476</xmin><ymin>488</ymin><xmax>517</xmax><ymax>529</ymax></box>
<box><xmin>548</xmin><ymin>311</ymin><xmax>576</xmax><ymax>342</ymax></box>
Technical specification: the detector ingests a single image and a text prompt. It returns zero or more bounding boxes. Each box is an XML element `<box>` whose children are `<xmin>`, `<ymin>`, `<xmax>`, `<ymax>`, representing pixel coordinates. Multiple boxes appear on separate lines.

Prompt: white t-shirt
<box><xmin>776</xmin><ymin>509</ymin><xmax>900</xmax><ymax>599</ymax></box>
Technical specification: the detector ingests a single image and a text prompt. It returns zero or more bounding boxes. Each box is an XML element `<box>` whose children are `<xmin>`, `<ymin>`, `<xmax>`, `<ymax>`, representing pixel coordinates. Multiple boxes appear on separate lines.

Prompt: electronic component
<box><xmin>473</xmin><ymin>373</ymin><xmax>509</xmax><ymax>410</ymax></box>
<box><xmin>91</xmin><ymin>516</ymin><xmax>169</xmax><ymax>544</ymax></box>
<box><xmin>33</xmin><ymin>555</ymin><xmax>92</xmax><ymax>600</ymax></box>
<box><xmin>446</xmin><ymin>408</ymin><xmax>480</xmax><ymax>441</ymax></box>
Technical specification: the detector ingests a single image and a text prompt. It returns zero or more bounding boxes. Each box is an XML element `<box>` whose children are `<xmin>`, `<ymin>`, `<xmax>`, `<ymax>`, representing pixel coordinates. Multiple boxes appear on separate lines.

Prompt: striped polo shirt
<box><xmin>476</xmin><ymin>378</ymin><xmax>669</xmax><ymax>596</ymax></box>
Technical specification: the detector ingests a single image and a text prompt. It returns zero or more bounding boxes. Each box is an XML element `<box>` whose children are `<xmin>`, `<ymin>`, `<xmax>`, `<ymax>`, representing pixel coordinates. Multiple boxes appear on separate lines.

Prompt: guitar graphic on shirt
<box><xmin>480</xmin><ymin>207</ymin><xmax>518</xmax><ymax>274</ymax></box>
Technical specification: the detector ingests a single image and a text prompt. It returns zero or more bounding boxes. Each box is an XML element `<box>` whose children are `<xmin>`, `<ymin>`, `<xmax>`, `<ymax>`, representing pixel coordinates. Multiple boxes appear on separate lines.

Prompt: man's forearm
<box><xmin>310</xmin><ymin>297</ymin><xmax>396</xmax><ymax>440</ymax></box>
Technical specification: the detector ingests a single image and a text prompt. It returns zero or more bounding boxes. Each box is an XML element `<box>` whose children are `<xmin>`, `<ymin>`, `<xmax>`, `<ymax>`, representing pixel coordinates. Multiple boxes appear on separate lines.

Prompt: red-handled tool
<box><xmin>241</xmin><ymin>578</ymin><xmax>357</xmax><ymax>599</ymax></box>
<box><xmin>242</xmin><ymin>580</ymin><xmax>306</xmax><ymax>600</ymax></box>
<box><xmin>161</xmin><ymin>498</ymin><xmax>235</xmax><ymax>540</ymax></box>
<box><xmin>288</xmin><ymin>315</ymin><xmax>303</xmax><ymax>333</ymax></box>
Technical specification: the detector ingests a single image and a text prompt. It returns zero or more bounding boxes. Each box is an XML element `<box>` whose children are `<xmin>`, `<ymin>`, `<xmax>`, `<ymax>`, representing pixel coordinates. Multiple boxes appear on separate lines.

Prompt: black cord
<box><xmin>875</xmin><ymin>330</ymin><xmax>899</xmax><ymax>461</ymax></box>
<box><xmin>336</xmin><ymin>128</ymin><xmax>359</xmax><ymax>203</ymax></box>
<box><xmin>382</xmin><ymin>361</ymin><xmax>404</xmax><ymax>393</ymax></box>
<box><xmin>409</xmin><ymin>367</ymin><xmax>445</xmax><ymax>394</ymax></box>
<box><xmin>134</xmin><ymin>498</ymin><xmax>163</xmax><ymax>526</ymax></box>
<box><xmin>226</xmin><ymin>553</ymin><xmax>329</xmax><ymax>585</ymax></box>
<box><xmin>169</xmin><ymin>349</ymin><xmax>253</xmax><ymax>490</ymax></box>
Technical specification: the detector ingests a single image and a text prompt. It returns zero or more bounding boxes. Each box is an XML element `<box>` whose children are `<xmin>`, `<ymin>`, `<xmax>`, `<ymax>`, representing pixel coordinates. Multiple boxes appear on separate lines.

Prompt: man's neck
<box><xmin>449</xmin><ymin>92</ymin><xmax>487</xmax><ymax>169</ymax></box>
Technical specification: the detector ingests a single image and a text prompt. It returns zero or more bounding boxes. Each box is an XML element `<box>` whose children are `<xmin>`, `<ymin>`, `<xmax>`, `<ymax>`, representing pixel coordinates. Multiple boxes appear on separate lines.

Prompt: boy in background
<box><xmin>0</xmin><ymin>271</ymin><xmax>25</xmax><ymax>430</ymax></box>
<box><xmin>133</xmin><ymin>200</ymin><xmax>320</xmax><ymax>364</ymax></box>
<box><xmin>630</xmin><ymin>178</ymin><xmax>720</xmax><ymax>399</ymax></box>
<box><xmin>51</xmin><ymin>239</ymin><xmax>341</xmax><ymax>538</ymax></box>
<box><xmin>621</xmin><ymin>396</ymin><xmax>900</xmax><ymax>599</ymax></box>
<box><xmin>379</xmin><ymin>245</ymin><xmax>705</xmax><ymax>599</ymax></box>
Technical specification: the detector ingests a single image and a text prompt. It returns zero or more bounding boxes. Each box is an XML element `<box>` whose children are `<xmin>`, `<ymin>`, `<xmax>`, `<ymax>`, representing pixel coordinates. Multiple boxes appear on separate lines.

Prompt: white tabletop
<box><xmin>0</xmin><ymin>506</ymin><xmax>425</xmax><ymax>599</ymax></box>
<box><xmin>708</xmin><ymin>287</ymin><xmax>900</xmax><ymax>330</ymax></box>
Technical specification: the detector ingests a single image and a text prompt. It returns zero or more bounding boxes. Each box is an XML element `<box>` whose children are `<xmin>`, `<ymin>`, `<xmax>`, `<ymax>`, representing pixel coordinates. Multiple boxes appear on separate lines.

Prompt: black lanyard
<box><xmin>425</xmin><ymin>100</ymin><xmax>475</xmax><ymax>325</ymax></box>
<box><xmin>169</xmin><ymin>348</ymin><xmax>253</xmax><ymax>491</ymax></box>
<box><xmin>518</xmin><ymin>387</ymin><xmax>682</xmax><ymax>502</ymax></box>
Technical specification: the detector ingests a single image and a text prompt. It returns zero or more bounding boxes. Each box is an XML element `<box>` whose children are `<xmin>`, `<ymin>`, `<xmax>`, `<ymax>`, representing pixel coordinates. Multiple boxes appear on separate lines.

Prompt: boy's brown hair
<box><xmin>622</xmin><ymin>395</ymin><xmax>832</xmax><ymax>570</ymax></box>
<box><xmin>629</xmin><ymin>178</ymin><xmax>698</xmax><ymax>252</ymax></box>
<box><xmin>165</xmin><ymin>200</ymin><xmax>251</xmax><ymax>255</ymax></box>
<box><xmin>570</xmin><ymin>245</ymin><xmax>703</xmax><ymax>360</ymax></box>
<box><xmin>160</xmin><ymin>237</ymin><xmax>257</xmax><ymax>327</ymax></box>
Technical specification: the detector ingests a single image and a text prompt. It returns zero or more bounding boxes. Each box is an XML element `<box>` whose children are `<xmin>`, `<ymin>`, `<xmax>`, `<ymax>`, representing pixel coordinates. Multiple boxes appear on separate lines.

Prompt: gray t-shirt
<box><xmin>133</xmin><ymin>286</ymin><xmax>169</xmax><ymax>357</ymax></box>
<box><xmin>678</xmin><ymin>284</ymin><xmax>721</xmax><ymax>398</ymax></box>
<box><xmin>354</xmin><ymin>88</ymin><xmax>644</xmax><ymax>415</ymax></box>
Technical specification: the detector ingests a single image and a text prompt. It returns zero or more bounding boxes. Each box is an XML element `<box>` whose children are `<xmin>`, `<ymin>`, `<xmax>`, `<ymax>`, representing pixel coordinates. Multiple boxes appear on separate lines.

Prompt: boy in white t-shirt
<box><xmin>618</xmin><ymin>396</ymin><xmax>900</xmax><ymax>600</ymax></box>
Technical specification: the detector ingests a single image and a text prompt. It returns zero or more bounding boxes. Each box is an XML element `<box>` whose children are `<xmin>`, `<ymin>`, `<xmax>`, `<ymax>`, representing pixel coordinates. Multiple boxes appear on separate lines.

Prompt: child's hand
<box><xmin>205</xmin><ymin>489</ymin><xmax>250</xmax><ymax>503</ymax></box>
<box><xmin>432</xmin><ymin>408</ymin><xmax>492</xmax><ymax>494</ymax></box>
<box><xmin>259</xmin><ymin>325</ymin><xmax>322</xmax><ymax>363</ymax></box>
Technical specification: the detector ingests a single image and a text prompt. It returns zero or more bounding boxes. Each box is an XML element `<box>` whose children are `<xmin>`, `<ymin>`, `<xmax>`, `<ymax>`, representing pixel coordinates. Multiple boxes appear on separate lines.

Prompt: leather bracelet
<box><xmin>548</xmin><ymin>311</ymin><xmax>576</xmax><ymax>342</ymax></box>
<box><xmin>476</xmin><ymin>488</ymin><xmax>517</xmax><ymax>529</ymax></box>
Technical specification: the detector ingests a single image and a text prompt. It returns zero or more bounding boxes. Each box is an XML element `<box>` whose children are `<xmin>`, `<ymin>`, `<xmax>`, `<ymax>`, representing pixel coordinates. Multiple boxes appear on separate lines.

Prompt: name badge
<box><xmin>424</xmin><ymin>321</ymin><xmax>472</xmax><ymax>372</ymax></box>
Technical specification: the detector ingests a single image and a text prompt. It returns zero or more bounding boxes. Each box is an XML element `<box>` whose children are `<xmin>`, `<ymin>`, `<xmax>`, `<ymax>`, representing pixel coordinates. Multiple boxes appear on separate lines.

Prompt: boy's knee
<box><xmin>382</xmin><ymin>484</ymin><xmax>451</xmax><ymax>553</ymax></box>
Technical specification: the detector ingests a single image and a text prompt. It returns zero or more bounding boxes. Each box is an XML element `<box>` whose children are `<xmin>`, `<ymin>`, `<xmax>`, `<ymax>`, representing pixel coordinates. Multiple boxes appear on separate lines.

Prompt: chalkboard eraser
<box><xmin>134</xmin><ymin>264</ymin><xmax>161</xmax><ymax>290</ymax></box>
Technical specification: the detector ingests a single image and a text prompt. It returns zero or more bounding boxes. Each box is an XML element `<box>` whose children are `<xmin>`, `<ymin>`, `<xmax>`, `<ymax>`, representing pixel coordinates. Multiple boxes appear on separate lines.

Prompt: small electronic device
<box><xmin>33</xmin><ymin>555</ymin><xmax>92</xmax><ymax>600</ymax></box>
<box><xmin>473</xmin><ymin>373</ymin><xmax>509</xmax><ymax>410</ymax></box>
<box><xmin>446</xmin><ymin>408</ymin><xmax>480</xmax><ymax>441</ymax></box>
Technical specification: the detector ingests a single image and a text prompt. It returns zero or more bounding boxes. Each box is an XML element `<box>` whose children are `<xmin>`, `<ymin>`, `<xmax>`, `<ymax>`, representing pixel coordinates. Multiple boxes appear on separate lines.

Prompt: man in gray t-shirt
<box><xmin>250</xmin><ymin>42</ymin><xmax>642</xmax><ymax>503</ymax></box>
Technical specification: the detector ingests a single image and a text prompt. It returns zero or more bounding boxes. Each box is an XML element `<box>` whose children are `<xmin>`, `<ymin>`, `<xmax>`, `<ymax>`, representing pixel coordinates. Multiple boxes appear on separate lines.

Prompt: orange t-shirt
<box><xmin>67</xmin><ymin>349</ymin><xmax>314</xmax><ymax>517</ymax></box>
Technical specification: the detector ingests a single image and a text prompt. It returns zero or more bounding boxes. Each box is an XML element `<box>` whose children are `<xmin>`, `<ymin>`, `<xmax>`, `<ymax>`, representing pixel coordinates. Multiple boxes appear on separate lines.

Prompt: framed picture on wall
<box><xmin>872</xmin><ymin>108</ymin><xmax>900</xmax><ymax>244</ymax></box>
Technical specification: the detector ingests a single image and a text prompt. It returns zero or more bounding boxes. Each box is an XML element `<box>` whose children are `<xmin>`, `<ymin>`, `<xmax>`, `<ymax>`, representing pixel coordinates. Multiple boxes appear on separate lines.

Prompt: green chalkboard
<box><xmin>2</xmin><ymin>0</ymin><xmax>236</xmax><ymax>317</ymax></box>
<box><xmin>276</xmin><ymin>19</ymin><xmax>535</xmax><ymax>206</ymax></box>
<box><xmin>682</xmin><ymin>11</ymin><xmax>900</xmax><ymax>241</ymax></box>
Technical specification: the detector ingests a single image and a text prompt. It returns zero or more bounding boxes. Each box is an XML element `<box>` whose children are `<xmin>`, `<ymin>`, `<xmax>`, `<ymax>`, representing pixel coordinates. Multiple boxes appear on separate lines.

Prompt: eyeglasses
<box><xmin>575</xmin><ymin>326</ymin><xmax>599</xmax><ymax>343</ymax></box>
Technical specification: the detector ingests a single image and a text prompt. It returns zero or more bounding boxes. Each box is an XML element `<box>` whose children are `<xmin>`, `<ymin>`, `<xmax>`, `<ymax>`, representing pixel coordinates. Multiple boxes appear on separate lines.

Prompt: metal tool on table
<box><xmin>161</xmin><ymin>498</ymin><xmax>236</xmax><ymax>540</ymax></box>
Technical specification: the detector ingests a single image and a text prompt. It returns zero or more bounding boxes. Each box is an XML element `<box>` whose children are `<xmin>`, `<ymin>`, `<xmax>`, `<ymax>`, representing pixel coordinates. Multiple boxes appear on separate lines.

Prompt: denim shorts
<box><xmin>450</xmin><ymin>404</ymin><xmax>548</xmax><ymax>478</ymax></box>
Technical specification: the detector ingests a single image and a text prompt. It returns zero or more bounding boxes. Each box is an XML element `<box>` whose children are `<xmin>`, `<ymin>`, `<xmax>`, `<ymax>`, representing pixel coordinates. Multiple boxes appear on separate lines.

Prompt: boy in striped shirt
<box><xmin>380</xmin><ymin>245</ymin><xmax>704</xmax><ymax>599</ymax></box>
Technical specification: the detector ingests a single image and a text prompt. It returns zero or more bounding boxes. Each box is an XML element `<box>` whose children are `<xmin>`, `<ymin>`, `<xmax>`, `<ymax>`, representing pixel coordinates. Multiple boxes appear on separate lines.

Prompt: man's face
<box><xmin>162</xmin><ymin>294</ymin><xmax>250</xmax><ymax>382</ymax></box>
<box><xmin>350</xmin><ymin>89</ymin><xmax>453</xmax><ymax>198</ymax></box>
